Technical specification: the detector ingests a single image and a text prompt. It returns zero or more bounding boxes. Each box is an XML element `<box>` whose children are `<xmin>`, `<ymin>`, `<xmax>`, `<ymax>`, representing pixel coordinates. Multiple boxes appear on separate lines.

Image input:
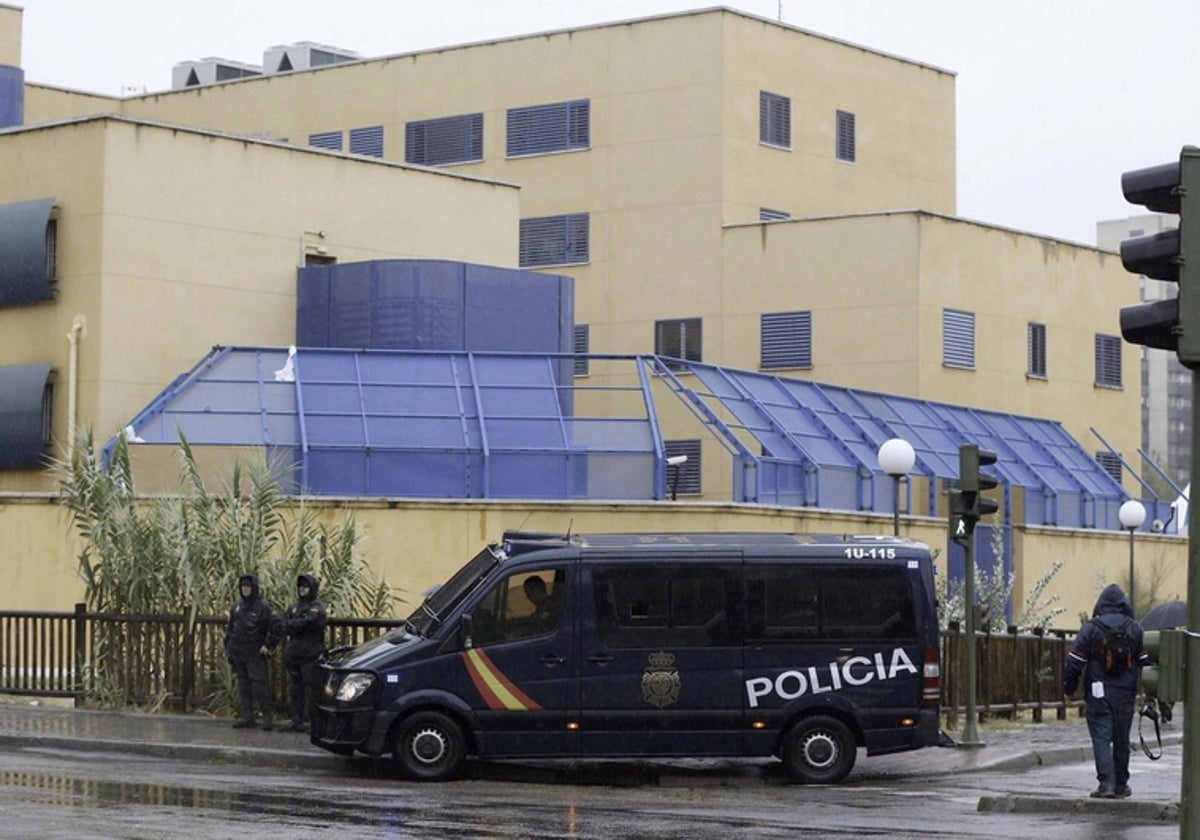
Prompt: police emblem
<box><xmin>641</xmin><ymin>651</ymin><xmax>680</xmax><ymax>708</ymax></box>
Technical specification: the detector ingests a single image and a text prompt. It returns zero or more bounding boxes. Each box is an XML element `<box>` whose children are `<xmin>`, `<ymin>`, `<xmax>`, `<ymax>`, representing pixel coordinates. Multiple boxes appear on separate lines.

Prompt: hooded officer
<box><xmin>1063</xmin><ymin>583</ymin><xmax>1150</xmax><ymax>799</ymax></box>
<box><xmin>225</xmin><ymin>572</ymin><xmax>277</xmax><ymax>731</ymax></box>
<box><xmin>277</xmin><ymin>573</ymin><xmax>328</xmax><ymax>732</ymax></box>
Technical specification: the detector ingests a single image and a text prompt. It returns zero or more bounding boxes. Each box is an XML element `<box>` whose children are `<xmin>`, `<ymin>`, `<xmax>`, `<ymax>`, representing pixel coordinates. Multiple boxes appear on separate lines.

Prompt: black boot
<box><xmin>261</xmin><ymin>715</ymin><xmax>274</xmax><ymax>731</ymax></box>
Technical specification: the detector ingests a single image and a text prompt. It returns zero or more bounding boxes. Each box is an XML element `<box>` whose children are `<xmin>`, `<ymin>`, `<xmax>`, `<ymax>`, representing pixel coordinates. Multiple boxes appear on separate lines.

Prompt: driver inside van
<box><xmin>522</xmin><ymin>575</ymin><xmax>562</xmax><ymax>633</ymax></box>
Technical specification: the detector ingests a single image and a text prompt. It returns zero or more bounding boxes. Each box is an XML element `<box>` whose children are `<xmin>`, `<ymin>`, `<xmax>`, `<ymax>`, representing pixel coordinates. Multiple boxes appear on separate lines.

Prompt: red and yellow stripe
<box><xmin>462</xmin><ymin>648</ymin><xmax>542</xmax><ymax>711</ymax></box>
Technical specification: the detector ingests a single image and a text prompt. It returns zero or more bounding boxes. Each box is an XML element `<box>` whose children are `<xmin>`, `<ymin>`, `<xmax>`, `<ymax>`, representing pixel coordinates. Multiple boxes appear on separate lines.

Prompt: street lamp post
<box><xmin>877</xmin><ymin>438</ymin><xmax>916</xmax><ymax>537</ymax></box>
<box><xmin>1119</xmin><ymin>499</ymin><xmax>1147</xmax><ymax>613</ymax></box>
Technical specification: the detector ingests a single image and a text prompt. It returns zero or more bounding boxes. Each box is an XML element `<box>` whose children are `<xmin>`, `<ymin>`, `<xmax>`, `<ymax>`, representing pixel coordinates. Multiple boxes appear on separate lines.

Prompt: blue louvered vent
<box><xmin>761</xmin><ymin>311</ymin><xmax>811</xmax><ymax>369</ymax></box>
<box><xmin>942</xmin><ymin>309</ymin><xmax>975</xmax><ymax>369</ymax></box>
<box><xmin>1095</xmin><ymin>334</ymin><xmax>1122</xmax><ymax>388</ymax></box>
<box><xmin>349</xmin><ymin>125</ymin><xmax>384</xmax><ymax>158</ymax></box>
<box><xmin>405</xmin><ymin>113</ymin><xmax>483</xmax><ymax>166</ymax></box>
<box><xmin>836</xmin><ymin>110</ymin><xmax>856</xmax><ymax>162</ymax></box>
<box><xmin>308</xmin><ymin>131</ymin><xmax>343</xmax><ymax>151</ymax></box>
<box><xmin>507</xmin><ymin>100</ymin><xmax>589</xmax><ymax>157</ymax></box>
<box><xmin>574</xmin><ymin>325</ymin><xmax>590</xmax><ymax>376</ymax></box>
<box><xmin>519</xmin><ymin>214</ymin><xmax>589</xmax><ymax>267</ymax></box>
<box><xmin>760</xmin><ymin>91</ymin><xmax>790</xmax><ymax>148</ymax></box>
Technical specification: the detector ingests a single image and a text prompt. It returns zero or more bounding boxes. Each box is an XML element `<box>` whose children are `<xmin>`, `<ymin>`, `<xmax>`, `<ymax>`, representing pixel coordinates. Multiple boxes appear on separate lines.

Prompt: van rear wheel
<box><xmin>394</xmin><ymin>711</ymin><xmax>466</xmax><ymax>781</ymax></box>
<box><xmin>782</xmin><ymin>715</ymin><xmax>856</xmax><ymax>784</ymax></box>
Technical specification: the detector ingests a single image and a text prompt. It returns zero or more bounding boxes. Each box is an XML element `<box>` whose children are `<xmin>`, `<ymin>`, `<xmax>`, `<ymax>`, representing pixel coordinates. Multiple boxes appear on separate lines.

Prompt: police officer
<box><xmin>277</xmin><ymin>573</ymin><xmax>328</xmax><ymax>732</ymax></box>
<box><xmin>225</xmin><ymin>572</ymin><xmax>276</xmax><ymax>731</ymax></box>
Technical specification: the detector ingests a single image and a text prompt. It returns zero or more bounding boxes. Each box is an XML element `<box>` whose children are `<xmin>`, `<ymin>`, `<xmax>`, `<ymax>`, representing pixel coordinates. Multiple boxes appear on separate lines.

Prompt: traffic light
<box><xmin>959</xmin><ymin>443</ymin><xmax>999</xmax><ymax>521</ymax></box>
<box><xmin>1143</xmin><ymin>629</ymin><xmax>1186</xmax><ymax>706</ymax></box>
<box><xmin>1119</xmin><ymin>146</ymin><xmax>1200</xmax><ymax>368</ymax></box>
<box><xmin>947</xmin><ymin>443</ymin><xmax>999</xmax><ymax>545</ymax></box>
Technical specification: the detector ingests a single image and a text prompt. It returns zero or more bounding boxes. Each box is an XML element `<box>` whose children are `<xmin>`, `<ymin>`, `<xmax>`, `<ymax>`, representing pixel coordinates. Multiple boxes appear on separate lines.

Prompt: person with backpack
<box><xmin>1063</xmin><ymin>583</ymin><xmax>1150</xmax><ymax>799</ymax></box>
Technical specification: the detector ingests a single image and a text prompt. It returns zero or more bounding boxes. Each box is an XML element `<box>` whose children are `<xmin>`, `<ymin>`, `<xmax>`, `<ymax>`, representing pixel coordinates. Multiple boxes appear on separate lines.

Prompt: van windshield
<box><xmin>405</xmin><ymin>543</ymin><xmax>503</xmax><ymax>636</ymax></box>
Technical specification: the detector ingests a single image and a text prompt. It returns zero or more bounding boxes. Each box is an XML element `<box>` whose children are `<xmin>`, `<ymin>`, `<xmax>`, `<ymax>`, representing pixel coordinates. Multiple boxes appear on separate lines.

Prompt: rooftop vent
<box><xmin>171</xmin><ymin>58</ymin><xmax>262</xmax><ymax>90</ymax></box>
<box><xmin>263</xmin><ymin>42</ymin><xmax>360</xmax><ymax>74</ymax></box>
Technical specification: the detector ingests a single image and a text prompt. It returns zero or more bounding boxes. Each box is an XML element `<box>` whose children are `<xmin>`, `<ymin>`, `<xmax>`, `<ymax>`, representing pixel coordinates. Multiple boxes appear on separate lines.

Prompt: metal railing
<box><xmin>0</xmin><ymin>606</ymin><xmax>1075</xmax><ymax>719</ymax></box>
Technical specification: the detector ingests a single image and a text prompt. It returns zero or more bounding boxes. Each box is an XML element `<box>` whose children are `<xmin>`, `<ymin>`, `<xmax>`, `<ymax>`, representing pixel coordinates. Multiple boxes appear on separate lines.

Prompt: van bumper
<box><xmin>311</xmin><ymin>705</ymin><xmax>399</xmax><ymax>757</ymax></box>
<box><xmin>864</xmin><ymin>709</ymin><xmax>941</xmax><ymax>755</ymax></box>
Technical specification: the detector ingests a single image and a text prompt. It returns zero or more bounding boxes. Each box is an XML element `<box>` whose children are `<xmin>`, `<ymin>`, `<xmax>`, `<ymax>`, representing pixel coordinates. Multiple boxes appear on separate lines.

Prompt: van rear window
<box><xmin>745</xmin><ymin>564</ymin><xmax>916</xmax><ymax>644</ymax></box>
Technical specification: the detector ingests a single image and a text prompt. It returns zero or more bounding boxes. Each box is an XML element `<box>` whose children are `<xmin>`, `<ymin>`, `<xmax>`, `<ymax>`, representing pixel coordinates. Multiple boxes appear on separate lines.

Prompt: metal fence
<box><xmin>0</xmin><ymin>606</ymin><xmax>1075</xmax><ymax>720</ymax></box>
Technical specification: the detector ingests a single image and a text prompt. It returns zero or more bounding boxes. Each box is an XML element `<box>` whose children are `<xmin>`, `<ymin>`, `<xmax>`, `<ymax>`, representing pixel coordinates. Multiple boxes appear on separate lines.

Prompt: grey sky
<box><xmin>15</xmin><ymin>0</ymin><xmax>1200</xmax><ymax>247</ymax></box>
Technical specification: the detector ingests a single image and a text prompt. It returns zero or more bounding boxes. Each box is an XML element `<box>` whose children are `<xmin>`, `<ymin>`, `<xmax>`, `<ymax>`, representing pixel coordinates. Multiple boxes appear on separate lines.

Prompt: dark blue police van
<box><xmin>311</xmin><ymin>531</ymin><xmax>941</xmax><ymax>783</ymax></box>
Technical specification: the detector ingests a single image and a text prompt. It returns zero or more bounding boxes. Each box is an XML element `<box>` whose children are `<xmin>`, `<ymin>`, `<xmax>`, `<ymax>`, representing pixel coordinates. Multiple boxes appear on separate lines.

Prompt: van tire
<box><xmin>394</xmin><ymin>711</ymin><xmax>466</xmax><ymax>781</ymax></box>
<box><xmin>782</xmin><ymin>715</ymin><xmax>856</xmax><ymax>784</ymax></box>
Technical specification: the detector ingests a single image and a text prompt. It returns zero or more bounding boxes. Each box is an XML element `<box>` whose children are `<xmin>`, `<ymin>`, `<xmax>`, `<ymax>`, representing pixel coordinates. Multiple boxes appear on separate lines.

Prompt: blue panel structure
<box><xmin>0</xmin><ymin>65</ymin><xmax>23</xmax><ymax>128</ymax></box>
<box><xmin>296</xmin><ymin>259</ymin><xmax>571</xmax><ymax>354</ymax></box>
<box><xmin>0</xmin><ymin>197</ymin><xmax>55</xmax><ymax>307</ymax></box>
<box><xmin>0</xmin><ymin>362</ymin><xmax>52</xmax><ymax>469</ymax></box>
<box><xmin>112</xmin><ymin>348</ymin><xmax>1133</xmax><ymax>531</ymax></box>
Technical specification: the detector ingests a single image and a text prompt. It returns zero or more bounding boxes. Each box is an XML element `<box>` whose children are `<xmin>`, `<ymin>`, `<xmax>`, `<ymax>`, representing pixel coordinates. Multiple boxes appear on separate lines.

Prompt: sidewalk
<box><xmin>0</xmin><ymin>699</ymin><xmax>1183</xmax><ymax>817</ymax></box>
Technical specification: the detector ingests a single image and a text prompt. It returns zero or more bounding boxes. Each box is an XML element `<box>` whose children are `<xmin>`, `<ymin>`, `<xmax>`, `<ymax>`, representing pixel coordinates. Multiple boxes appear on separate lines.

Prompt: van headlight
<box><xmin>335</xmin><ymin>672</ymin><xmax>376</xmax><ymax>702</ymax></box>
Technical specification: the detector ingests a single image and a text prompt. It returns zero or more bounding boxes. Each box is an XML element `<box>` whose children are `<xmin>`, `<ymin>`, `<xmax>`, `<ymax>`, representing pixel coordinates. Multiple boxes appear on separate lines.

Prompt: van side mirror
<box><xmin>460</xmin><ymin>613</ymin><xmax>473</xmax><ymax>650</ymax></box>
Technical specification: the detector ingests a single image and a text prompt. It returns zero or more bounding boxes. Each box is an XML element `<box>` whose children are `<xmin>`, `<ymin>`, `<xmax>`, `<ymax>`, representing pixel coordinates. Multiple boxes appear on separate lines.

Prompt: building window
<box><xmin>1095</xmin><ymin>334</ymin><xmax>1123</xmax><ymax>388</ymax></box>
<box><xmin>942</xmin><ymin>309</ymin><xmax>975</xmax><ymax>369</ymax></box>
<box><xmin>45</xmin><ymin>217</ymin><xmax>58</xmax><ymax>286</ymax></box>
<box><xmin>405</xmin><ymin>113</ymin><xmax>483</xmax><ymax>166</ymax></box>
<box><xmin>1095</xmin><ymin>451</ymin><xmax>1123</xmax><ymax>484</ymax></box>
<box><xmin>349</xmin><ymin>125</ymin><xmax>384</xmax><ymax>158</ymax></box>
<box><xmin>507</xmin><ymin>100</ymin><xmax>590</xmax><ymax>157</ymax></box>
<box><xmin>760</xmin><ymin>91</ymin><xmax>791</xmax><ymax>148</ymax></box>
<box><xmin>665</xmin><ymin>439</ymin><xmax>702</xmax><ymax>496</ymax></box>
<box><xmin>1027</xmin><ymin>322</ymin><xmax>1047</xmax><ymax>378</ymax></box>
<box><xmin>308</xmin><ymin>131</ymin><xmax>343</xmax><ymax>151</ymax></box>
<box><xmin>656</xmin><ymin>318</ymin><xmax>702</xmax><ymax>370</ymax></box>
<box><xmin>760</xmin><ymin>208</ymin><xmax>790</xmax><ymax>221</ymax></box>
<box><xmin>573</xmin><ymin>325</ymin><xmax>590</xmax><ymax>376</ymax></box>
<box><xmin>40</xmin><ymin>380</ymin><xmax>53</xmax><ymax>451</ymax></box>
<box><xmin>761</xmin><ymin>311</ymin><xmax>812</xmax><ymax>369</ymax></box>
<box><xmin>518</xmin><ymin>214</ymin><xmax>589</xmax><ymax>267</ymax></box>
<box><xmin>836</xmin><ymin>110</ymin><xmax>856</xmax><ymax>162</ymax></box>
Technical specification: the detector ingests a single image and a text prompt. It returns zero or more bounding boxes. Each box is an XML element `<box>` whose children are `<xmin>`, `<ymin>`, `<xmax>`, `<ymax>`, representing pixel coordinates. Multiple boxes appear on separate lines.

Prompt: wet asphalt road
<box><xmin>0</xmin><ymin>739</ymin><xmax>1181</xmax><ymax>839</ymax></box>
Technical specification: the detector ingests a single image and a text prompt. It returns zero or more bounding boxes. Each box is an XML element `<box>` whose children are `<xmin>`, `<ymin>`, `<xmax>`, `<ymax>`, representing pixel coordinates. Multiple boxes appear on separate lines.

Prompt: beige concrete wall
<box><xmin>4</xmin><ymin>491</ymin><xmax>1183</xmax><ymax>634</ymax></box>
<box><xmin>23</xmin><ymin>84</ymin><xmax>120</xmax><ymax>123</ymax></box>
<box><xmin>0</xmin><ymin>116</ymin><xmax>520</xmax><ymax>492</ymax></box>
<box><xmin>720</xmin><ymin>213</ymin><xmax>1142</xmax><ymax>474</ymax></box>
<box><xmin>0</xmin><ymin>4</ymin><xmax>19</xmax><ymax>68</ymax></box>
<box><xmin>721</xmin><ymin>13</ymin><xmax>956</xmax><ymax>222</ymax></box>
<box><xmin>102</xmin><ymin>9</ymin><xmax>953</xmax><ymax>367</ymax></box>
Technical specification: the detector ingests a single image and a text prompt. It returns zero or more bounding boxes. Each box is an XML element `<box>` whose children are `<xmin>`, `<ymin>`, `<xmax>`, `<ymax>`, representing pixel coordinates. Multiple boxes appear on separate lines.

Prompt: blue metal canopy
<box><xmin>110</xmin><ymin>346</ymin><xmax>1151</xmax><ymax>531</ymax></box>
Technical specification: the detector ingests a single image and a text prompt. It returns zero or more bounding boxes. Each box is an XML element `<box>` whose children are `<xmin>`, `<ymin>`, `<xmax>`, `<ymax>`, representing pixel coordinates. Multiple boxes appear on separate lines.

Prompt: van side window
<box><xmin>471</xmin><ymin>568</ymin><xmax>565</xmax><ymax>645</ymax></box>
<box><xmin>593</xmin><ymin>563</ymin><xmax>739</xmax><ymax>648</ymax></box>
<box><xmin>746</xmin><ymin>564</ymin><xmax>916</xmax><ymax>644</ymax></box>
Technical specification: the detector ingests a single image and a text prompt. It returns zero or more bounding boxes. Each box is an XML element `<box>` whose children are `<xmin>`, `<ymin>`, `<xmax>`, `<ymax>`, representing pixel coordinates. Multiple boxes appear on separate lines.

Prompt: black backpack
<box><xmin>1092</xmin><ymin>617</ymin><xmax>1135</xmax><ymax>676</ymax></box>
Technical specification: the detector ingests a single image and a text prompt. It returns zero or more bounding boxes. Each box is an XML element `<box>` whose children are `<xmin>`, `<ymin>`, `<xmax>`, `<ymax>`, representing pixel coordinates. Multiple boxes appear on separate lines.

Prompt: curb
<box><xmin>978</xmin><ymin>794</ymin><xmax>1179</xmax><ymax>822</ymax></box>
<box><xmin>0</xmin><ymin>731</ymin><xmax>334</xmax><ymax>770</ymax></box>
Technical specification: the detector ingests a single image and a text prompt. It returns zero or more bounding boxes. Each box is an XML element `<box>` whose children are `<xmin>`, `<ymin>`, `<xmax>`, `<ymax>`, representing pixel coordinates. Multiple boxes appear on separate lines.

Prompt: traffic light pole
<box><xmin>960</xmin><ymin>531</ymin><xmax>983</xmax><ymax>748</ymax></box>
<box><xmin>1183</xmin><ymin>373</ymin><xmax>1200</xmax><ymax>837</ymax></box>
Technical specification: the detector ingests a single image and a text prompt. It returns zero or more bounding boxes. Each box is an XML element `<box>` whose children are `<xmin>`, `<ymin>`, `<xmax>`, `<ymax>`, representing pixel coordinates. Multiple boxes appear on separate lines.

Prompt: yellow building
<box><xmin>0</xmin><ymin>6</ymin><xmax>1171</xmax><ymax>620</ymax></box>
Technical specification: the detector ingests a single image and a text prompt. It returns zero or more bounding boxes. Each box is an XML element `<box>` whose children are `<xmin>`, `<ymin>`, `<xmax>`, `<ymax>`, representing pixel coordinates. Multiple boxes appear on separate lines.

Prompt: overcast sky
<box><xmin>14</xmin><ymin>0</ymin><xmax>1200</xmax><ymax>246</ymax></box>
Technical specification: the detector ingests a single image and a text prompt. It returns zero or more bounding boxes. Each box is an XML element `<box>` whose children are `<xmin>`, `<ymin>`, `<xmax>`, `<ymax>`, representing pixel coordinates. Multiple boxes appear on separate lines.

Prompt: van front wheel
<box><xmin>394</xmin><ymin>711</ymin><xmax>466</xmax><ymax>781</ymax></box>
<box><xmin>782</xmin><ymin>715</ymin><xmax>856</xmax><ymax>784</ymax></box>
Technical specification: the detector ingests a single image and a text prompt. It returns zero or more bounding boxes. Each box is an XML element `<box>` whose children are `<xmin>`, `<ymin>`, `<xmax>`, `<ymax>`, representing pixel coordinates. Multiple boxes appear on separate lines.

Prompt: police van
<box><xmin>311</xmin><ymin>531</ymin><xmax>941</xmax><ymax>784</ymax></box>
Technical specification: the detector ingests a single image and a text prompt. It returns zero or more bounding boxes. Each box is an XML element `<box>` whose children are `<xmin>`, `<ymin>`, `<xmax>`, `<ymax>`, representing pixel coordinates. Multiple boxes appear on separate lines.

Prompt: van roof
<box><xmin>502</xmin><ymin>530</ymin><xmax>929</xmax><ymax>554</ymax></box>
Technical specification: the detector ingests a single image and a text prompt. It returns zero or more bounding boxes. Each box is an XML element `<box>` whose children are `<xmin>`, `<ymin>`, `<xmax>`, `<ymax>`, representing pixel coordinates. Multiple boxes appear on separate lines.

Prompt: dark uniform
<box><xmin>278</xmin><ymin>573</ymin><xmax>328</xmax><ymax>732</ymax></box>
<box><xmin>1063</xmin><ymin>584</ymin><xmax>1150</xmax><ymax>799</ymax></box>
<box><xmin>225</xmin><ymin>572</ymin><xmax>276</xmax><ymax>730</ymax></box>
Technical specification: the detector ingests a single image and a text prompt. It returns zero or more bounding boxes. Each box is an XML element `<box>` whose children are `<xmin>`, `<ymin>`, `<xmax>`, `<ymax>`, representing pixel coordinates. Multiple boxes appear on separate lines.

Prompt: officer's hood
<box><xmin>237</xmin><ymin>573</ymin><xmax>260</xmax><ymax>601</ymax></box>
<box><xmin>297</xmin><ymin>573</ymin><xmax>320</xmax><ymax>600</ymax></box>
<box><xmin>1091</xmin><ymin>583</ymin><xmax>1133</xmax><ymax>619</ymax></box>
